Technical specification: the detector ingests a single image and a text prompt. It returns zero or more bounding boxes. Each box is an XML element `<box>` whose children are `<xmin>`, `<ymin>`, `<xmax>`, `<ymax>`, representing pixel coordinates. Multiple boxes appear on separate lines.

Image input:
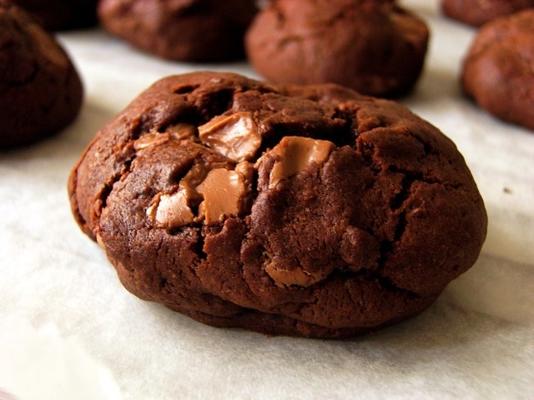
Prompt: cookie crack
<box><xmin>387</xmin><ymin>165</ymin><xmax>462</xmax><ymax>189</ymax></box>
<box><xmin>375</xmin><ymin>172</ymin><xmax>414</xmax><ymax>274</ymax></box>
<box><xmin>377</xmin><ymin>167</ymin><xmax>463</xmax><ymax>281</ymax></box>
<box><xmin>390</xmin><ymin>173</ymin><xmax>412</xmax><ymax>210</ymax></box>
<box><xmin>333</xmin><ymin>107</ymin><xmax>359</xmax><ymax>147</ymax></box>
<box><xmin>193</xmin><ymin>227</ymin><xmax>208</xmax><ymax>262</ymax></box>
<box><xmin>355</xmin><ymin>140</ymin><xmax>381</xmax><ymax>174</ymax></box>
<box><xmin>99</xmin><ymin>154</ymin><xmax>136</xmax><ymax>212</ymax></box>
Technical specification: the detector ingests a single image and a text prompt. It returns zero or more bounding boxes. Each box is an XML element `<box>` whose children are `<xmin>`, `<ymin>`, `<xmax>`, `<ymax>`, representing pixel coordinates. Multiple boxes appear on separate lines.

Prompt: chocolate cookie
<box><xmin>11</xmin><ymin>0</ymin><xmax>98</xmax><ymax>31</ymax></box>
<box><xmin>442</xmin><ymin>0</ymin><xmax>534</xmax><ymax>27</ymax></box>
<box><xmin>245</xmin><ymin>0</ymin><xmax>429</xmax><ymax>98</ymax></box>
<box><xmin>462</xmin><ymin>10</ymin><xmax>534</xmax><ymax>130</ymax></box>
<box><xmin>69</xmin><ymin>72</ymin><xmax>487</xmax><ymax>338</ymax></box>
<box><xmin>98</xmin><ymin>0</ymin><xmax>257</xmax><ymax>62</ymax></box>
<box><xmin>0</xmin><ymin>1</ymin><xmax>83</xmax><ymax>148</ymax></box>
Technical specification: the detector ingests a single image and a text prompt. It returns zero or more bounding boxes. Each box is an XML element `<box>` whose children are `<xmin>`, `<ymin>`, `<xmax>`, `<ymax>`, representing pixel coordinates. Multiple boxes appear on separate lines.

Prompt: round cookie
<box><xmin>245</xmin><ymin>0</ymin><xmax>429</xmax><ymax>98</ymax></box>
<box><xmin>0</xmin><ymin>1</ymin><xmax>83</xmax><ymax>148</ymax></box>
<box><xmin>69</xmin><ymin>72</ymin><xmax>487</xmax><ymax>338</ymax></box>
<box><xmin>98</xmin><ymin>0</ymin><xmax>257</xmax><ymax>62</ymax></box>
<box><xmin>442</xmin><ymin>0</ymin><xmax>534</xmax><ymax>27</ymax></box>
<box><xmin>11</xmin><ymin>0</ymin><xmax>98</xmax><ymax>31</ymax></box>
<box><xmin>462</xmin><ymin>10</ymin><xmax>534</xmax><ymax>130</ymax></box>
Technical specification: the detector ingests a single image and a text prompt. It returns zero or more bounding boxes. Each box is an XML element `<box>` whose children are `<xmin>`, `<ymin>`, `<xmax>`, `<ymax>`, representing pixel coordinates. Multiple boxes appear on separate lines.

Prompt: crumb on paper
<box><xmin>503</xmin><ymin>187</ymin><xmax>512</xmax><ymax>194</ymax></box>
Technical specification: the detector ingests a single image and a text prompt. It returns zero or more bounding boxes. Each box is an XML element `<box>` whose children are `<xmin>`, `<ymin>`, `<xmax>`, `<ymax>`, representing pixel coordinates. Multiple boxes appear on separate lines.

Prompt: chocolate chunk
<box><xmin>199</xmin><ymin>112</ymin><xmax>261</xmax><ymax>162</ymax></box>
<box><xmin>147</xmin><ymin>190</ymin><xmax>194</xmax><ymax>229</ymax></box>
<box><xmin>165</xmin><ymin>123</ymin><xmax>197</xmax><ymax>141</ymax></box>
<box><xmin>196</xmin><ymin>168</ymin><xmax>247</xmax><ymax>224</ymax></box>
<box><xmin>235</xmin><ymin>161</ymin><xmax>255</xmax><ymax>185</ymax></box>
<box><xmin>179</xmin><ymin>163</ymin><xmax>210</xmax><ymax>198</ymax></box>
<box><xmin>134</xmin><ymin>124</ymin><xmax>197</xmax><ymax>151</ymax></box>
<box><xmin>265</xmin><ymin>261</ymin><xmax>326</xmax><ymax>287</ymax></box>
<box><xmin>134</xmin><ymin>132</ymin><xmax>171</xmax><ymax>151</ymax></box>
<box><xmin>266</xmin><ymin>136</ymin><xmax>334</xmax><ymax>188</ymax></box>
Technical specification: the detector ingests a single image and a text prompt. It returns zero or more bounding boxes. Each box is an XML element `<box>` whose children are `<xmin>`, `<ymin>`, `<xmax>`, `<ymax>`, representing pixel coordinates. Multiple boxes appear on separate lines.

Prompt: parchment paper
<box><xmin>1</xmin><ymin>1</ymin><xmax>533</xmax><ymax>399</ymax></box>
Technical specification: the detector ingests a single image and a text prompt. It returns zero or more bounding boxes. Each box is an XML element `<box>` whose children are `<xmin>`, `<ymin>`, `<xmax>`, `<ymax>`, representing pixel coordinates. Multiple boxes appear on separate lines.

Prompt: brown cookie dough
<box><xmin>462</xmin><ymin>10</ymin><xmax>534</xmax><ymax>130</ymax></box>
<box><xmin>69</xmin><ymin>72</ymin><xmax>487</xmax><ymax>338</ymax></box>
<box><xmin>0</xmin><ymin>1</ymin><xmax>83</xmax><ymax>148</ymax></box>
<box><xmin>98</xmin><ymin>0</ymin><xmax>258</xmax><ymax>62</ymax></box>
<box><xmin>442</xmin><ymin>0</ymin><xmax>534</xmax><ymax>27</ymax></box>
<box><xmin>11</xmin><ymin>0</ymin><xmax>98</xmax><ymax>31</ymax></box>
<box><xmin>245</xmin><ymin>0</ymin><xmax>429</xmax><ymax>98</ymax></box>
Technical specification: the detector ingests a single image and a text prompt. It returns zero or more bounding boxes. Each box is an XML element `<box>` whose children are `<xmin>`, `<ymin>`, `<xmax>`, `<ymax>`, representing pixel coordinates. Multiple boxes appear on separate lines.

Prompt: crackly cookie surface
<box><xmin>0</xmin><ymin>1</ymin><xmax>83</xmax><ymax>148</ymax></box>
<box><xmin>462</xmin><ymin>10</ymin><xmax>534</xmax><ymax>131</ymax></box>
<box><xmin>99</xmin><ymin>0</ymin><xmax>257</xmax><ymax>62</ymax></box>
<box><xmin>246</xmin><ymin>0</ymin><xmax>429</xmax><ymax>98</ymax></box>
<box><xmin>442</xmin><ymin>0</ymin><xmax>534</xmax><ymax>27</ymax></box>
<box><xmin>69</xmin><ymin>72</ymin><xmax>487</xmax><ymax>338</ymax></box>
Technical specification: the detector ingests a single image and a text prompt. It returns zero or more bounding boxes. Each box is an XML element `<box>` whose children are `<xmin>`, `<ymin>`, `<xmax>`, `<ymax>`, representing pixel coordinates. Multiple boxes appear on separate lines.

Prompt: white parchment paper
<box><xmin>1</xmin><ymin>1</ymin><xmax>533</xmax><ymax>399</ymax></box>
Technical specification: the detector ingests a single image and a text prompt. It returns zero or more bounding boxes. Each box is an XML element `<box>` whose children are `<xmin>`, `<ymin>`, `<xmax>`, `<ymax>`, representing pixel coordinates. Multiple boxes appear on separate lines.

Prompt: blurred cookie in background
<box><xmin>246</xmin><ymin>0</ymin><xmax>429</xmax><ymax>98</ymax></box>
<box><xmin>11</xmin><ymin>0</ymin><xmax>98</xmax><ymax>30</ymax></box>
<box><xmin>99</xmin><ymin>0</ymin><xmax>258</xmax><ymax>62</ymax></box>
<box><xmin>0</xmin><ymin>1</ymin><xmax>83</xmax><ymax>148</ymax></box>
<box><xmin>442</xmin><ymin>0</ymin><xmax>534</xmax><ymax>27</ymax></box>
<box><xmin>462</xmin><ymin>10</ymin><xmax>534</xmax><ymax>130</ymax></box>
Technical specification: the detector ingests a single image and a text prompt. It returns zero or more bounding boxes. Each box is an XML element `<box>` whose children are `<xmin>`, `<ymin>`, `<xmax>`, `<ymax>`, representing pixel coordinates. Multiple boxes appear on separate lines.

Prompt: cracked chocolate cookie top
<box><xmin>69</xmin><ymin>72</ymin><xmax>487</xmax><ymax>338</ymax></box>
<box><xmin>0</xmin><ymin>1</ymin><xmax>83</xmax><ymax>148</ymax></box>
<box><xmin>462</xmin><ymin>9</ymin><xmax>534</xmax><ymax>131</ymax></box>
<box><xmin>442</xmin><ymin>0</ymin><xmax>534</xmax><ymax>27</ymax></box>
<box><xmin>98</xmin><ymin>0</ymin><xmax>258</xmax><ymax>62</ymax></box>
<box><xmin>246</xmin><ymin>0</ymin><xmax>429</xmax><ymax>97</ymax></box>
